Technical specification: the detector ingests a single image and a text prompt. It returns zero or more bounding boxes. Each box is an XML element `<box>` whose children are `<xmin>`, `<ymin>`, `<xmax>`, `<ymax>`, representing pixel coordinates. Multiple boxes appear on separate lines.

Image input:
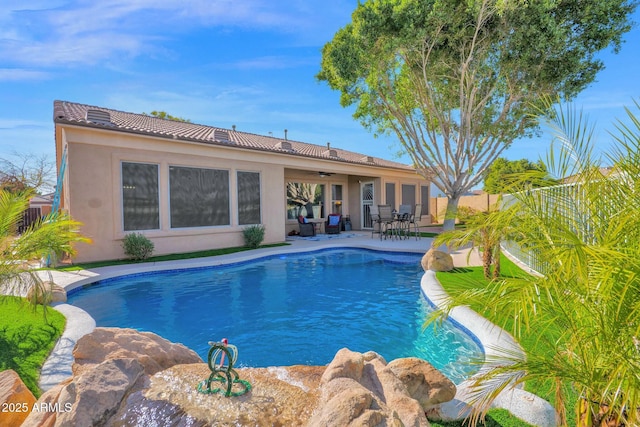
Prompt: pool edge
<box><xmin>420</xmin><ymin>270</ymin><xmax>556</xmax><ymax>427</ymax></box>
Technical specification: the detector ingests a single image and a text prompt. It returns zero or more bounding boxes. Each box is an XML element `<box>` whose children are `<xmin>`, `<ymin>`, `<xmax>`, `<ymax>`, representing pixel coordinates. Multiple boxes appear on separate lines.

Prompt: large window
<box><xmin>385</xmin><ymin>183</ymin><xmax>396</xmax><ymax>209</ymax></box>
<box><xmin>402</xmin><ymin>184</ymin><xmax>416</xmax><ymax>207</ymax></box>
<box><xmin>170</xmin><ymin>166</ymin><xmax>229</xmax><ymax>228</ymax></box>
<box><xmin>286</xmin><ymin>182</ymin><xmax>325</xmax><ymax>219</ymax></box>
<box><xmin>421</xmin><ymin>185</ymin><xmax>430</xmax><ymax>214</ymax></box>
<box><xmin>237</xmin><ymin>171</ymin><xmax>261</xmax><ymax>225</ymax></box>
<box><xmin>122</xmin><ymin>162</ymin><xmax>159</xmax><ymax>231</ymax></box>
<box><xmin>331</xmin><ymin>184</ymin><xmax>343</xmax><ymax>215</ymax></box>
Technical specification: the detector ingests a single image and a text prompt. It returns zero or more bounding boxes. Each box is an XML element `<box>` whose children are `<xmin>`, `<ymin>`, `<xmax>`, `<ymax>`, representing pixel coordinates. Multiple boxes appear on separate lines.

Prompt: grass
<box><xmin>417</xmin><ymin>231</ymin><xmax>440</xmax><ymax>238</ymax></box>
<box><xmin>431</xmin><ymin>409</ymin><xmax>534</xmax><ymax>427</ymax></box>
<box><xmin>0</xmin><ymin>296</ymin><xmax>66</xmax><ymax>397</ymax></box>
<box><xmin>434</xmin><ymin>254</ymin><xmax>576</xmax><ymax>427</ymax></box>
<box><xmin>55</xmin><ymin>242</ymin><xmax>290</xmax><ymax>271</ymax></box>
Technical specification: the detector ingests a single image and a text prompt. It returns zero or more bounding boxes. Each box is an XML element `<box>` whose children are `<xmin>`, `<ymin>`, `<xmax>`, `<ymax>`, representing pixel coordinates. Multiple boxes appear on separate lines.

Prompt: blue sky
<box><xmin>1</xmin><ymin>1</ymin><xmax>639</xmax><ymax>171</ymax></box>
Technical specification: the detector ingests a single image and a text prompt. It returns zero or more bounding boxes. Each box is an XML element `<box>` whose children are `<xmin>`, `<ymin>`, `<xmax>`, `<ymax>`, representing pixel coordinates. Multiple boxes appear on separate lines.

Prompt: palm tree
<box><xmin>433</xmin><ymin>203</ymin><xmax>520</xmax><ymax>279</ymax></box>
<box><xmin>431</xmin><ymin>100</ymin><xmax>640</xmax><ymax>426</ymax></box>
<box><xmin>0</xmin><ymin>189</ymin><xmax>90</xmax><ymax>306</ymax></box>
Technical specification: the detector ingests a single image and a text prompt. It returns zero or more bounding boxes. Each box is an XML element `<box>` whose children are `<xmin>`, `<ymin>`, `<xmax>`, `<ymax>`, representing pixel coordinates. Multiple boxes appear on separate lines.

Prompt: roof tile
<box><xmin>53</xmin><ymin>100</ymin><xmax>413</xmax><ymax>171</ymax></box>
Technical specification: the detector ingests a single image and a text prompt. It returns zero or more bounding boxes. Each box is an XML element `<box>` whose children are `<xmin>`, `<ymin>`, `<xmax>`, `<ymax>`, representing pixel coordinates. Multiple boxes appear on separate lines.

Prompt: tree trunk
<box><xmin>577</xmin><ymin>397</ymin><xmax>625</xmax><ymax>427</ymax></box>
<box><xmin>482</xmin><ymin>247</ymin><xmax>493</xmax><ymax>279</ymax></box>
<box><xmin>493</xmin><ymin>245</ymin><xmax>501</xmax><ymax>279</ymax></box>
<box><xmin>442</xmin><ymin>195</ymin><xmax>461</xmax><ymax>231</ymax></box>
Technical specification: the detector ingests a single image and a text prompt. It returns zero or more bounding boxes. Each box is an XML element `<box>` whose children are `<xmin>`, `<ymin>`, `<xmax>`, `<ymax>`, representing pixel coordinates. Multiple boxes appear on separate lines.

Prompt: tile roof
<box><xmin>53</xmin><ymin>100</ymin><xmax>414</xmax><ymax>171</ymax></box>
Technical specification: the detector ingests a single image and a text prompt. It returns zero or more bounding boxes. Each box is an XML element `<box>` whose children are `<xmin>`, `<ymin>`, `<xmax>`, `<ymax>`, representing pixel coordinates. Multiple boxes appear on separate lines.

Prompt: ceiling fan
<box><xmin>317</xmin><ymin>171</ymin><xmax>334</xmax><ymax>178</ymax></box>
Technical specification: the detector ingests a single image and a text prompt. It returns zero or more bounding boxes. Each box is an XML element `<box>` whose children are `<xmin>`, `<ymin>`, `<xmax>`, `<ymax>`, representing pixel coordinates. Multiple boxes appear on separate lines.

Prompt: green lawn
<box><xmin>431</xmin><ymin>409</ymin><xmax>534</xmax><ymax>427</ymax></box>
<box><xmin>434</xmin><ymin>254</ymin><xmax>575</xmax><ymax>427</ymax></box>
<box><xmin>0</xmin><ymin>296</ymin><xmax>66</xmax><ymax>397</ymax></box>
<box><xmin>56</xmin><ymin>242</ymin><xmax>290</xmax><ymax>271</ymax></box>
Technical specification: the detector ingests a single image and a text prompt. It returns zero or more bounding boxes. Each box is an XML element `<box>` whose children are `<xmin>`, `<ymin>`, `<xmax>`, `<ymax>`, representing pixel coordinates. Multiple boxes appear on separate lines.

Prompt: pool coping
<box><xmin>38</xmin><ymin>235</ymin><xmax>556</xmax><ymax>425</ymax></box>
<box><xmin>421</xmin><ymin>271</ymin><xmax>556</xmax><ymax>426</ymax></box>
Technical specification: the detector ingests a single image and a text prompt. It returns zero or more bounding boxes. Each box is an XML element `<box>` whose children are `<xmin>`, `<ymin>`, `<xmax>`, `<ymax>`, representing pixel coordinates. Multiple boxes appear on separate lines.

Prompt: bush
<box><xmin>122</xmin><ymin>232</ymin><xmax>154</xmax><ymax>260</ymax></box>
<box><xmin>243</xmin><ymin>225</ymin><xmax>265</xmax><ymax>249</ymax></box>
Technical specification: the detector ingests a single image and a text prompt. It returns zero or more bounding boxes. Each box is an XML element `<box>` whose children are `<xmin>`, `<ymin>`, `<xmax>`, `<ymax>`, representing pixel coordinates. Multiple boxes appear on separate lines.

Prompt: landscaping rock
<box><xmin>72</xmin><ymin>327</ymin><xmax>202</xmax><ymax>376</ymax></box>
<box><xmin>20</xmin><ymin>379</ymin><xmax>70</xmax><ymax>427</ymax></box>
<box><xmin>422</xmin><ymin>249</ymin><xmax>454</xmax><ymax>272</ymax></box>
<box><xmin>55</xmin><ymin>358</ymin><xmax>145</xmax><ymax>426</ymax></box>
<box><xmin>387</xmin><ymin>357</ymin><xmax>457</xmax><ymax>409</ymax></box>
<box><xmin>0</xmin><ymin>370</ymin><xmax>37</xmax><ymax>427</ymax></box>
<box><xmin>23</xmin><ymin>329</ymin><xmax>458</xmax><ymax>426</ymax></box>
<box><xmin>309</xmin><ymin>348</ymin><xmax>430</xmax><ymax>427</ymax></box>
<box><xmin>26</xmin><ymin>281</ymin><xmax>67</xmax><ymax>305</ymax></box>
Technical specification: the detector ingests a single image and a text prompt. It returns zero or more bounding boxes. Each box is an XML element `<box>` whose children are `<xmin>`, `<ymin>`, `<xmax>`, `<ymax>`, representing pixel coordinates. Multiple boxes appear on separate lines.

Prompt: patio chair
<box><xmin>397</xmin><ymin>204</ymin><xmax>413</xmax><ymax>239</ymax></box>
<box><xmin>370</xmin><ymin>205</ymin><xmax>382</xmax><ymax>238</ymax></box>
<box><xmin>297</xmin><ymin>215</ymin><xmax>316</xmax><ymax>237</ymax></box>
<box><xmin>326</xmin><ymin>214</ymin><xmax>342</xmax><ymax>234</ymax></box>
<box><xmin>378</xmin><ymin>205</ymin><xmax>396</xmax><ymax>240</ymax></box>
<box><xmin>408</xmin><ymin>204</ymin><xmax>423</xmax><ymax>240</ymax></box>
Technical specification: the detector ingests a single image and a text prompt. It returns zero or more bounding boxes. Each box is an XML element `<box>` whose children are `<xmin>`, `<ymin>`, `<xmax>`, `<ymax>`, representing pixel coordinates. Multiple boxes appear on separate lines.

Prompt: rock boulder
<box><xmin>23</xmin><ymin>329</ymin><xmax>458</xmax><ymax>426</ymax></box>
<box><xmin>0</xmin><ymin>370</ymin><xmax>37</xmax><ymax>427</ymax></box>
<box><xmin>55</xmin><ymin>358</ymin><xmax>145</xmax><ymax>426</ymax></box>
<box><xmin>72</xmin><ymin>327</ymin><xmax>202</xmax><ymax>376</ymax></box>
<box><xmin>27</xmin><ymin>281</ymin><xmax>67</xmax><ymax>305</ymax></box>
<box><xmin>308</xmin><ymin>348</ymin><xmax>456</xmax><ymax>427</ymax></box>
<box><xmin>422</xmin><ymin>249</ymin><xmax>454</xmax><ymax>272</ymax></box>
<box><xmin>387</xmin><ymin>357</ymin><xmax>456</xmax><ymax>408</ymax></box>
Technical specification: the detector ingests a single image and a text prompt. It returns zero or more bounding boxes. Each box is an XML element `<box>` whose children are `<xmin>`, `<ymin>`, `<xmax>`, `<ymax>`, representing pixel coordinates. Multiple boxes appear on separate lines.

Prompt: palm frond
<box><xmin>442</xmin><ymin>99</ymin><xmax>640</xmax><ymax>425</ymax></box>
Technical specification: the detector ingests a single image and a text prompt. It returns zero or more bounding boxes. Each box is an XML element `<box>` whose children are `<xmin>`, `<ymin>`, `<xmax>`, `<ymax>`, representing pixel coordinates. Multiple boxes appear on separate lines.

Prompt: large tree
<box><xmin>0</xmin><ymin>152</ymin><xmax>55</xmax><ymax>194</ymax></box>
<box><xmin>317</xmin><ymin>0</ymin><xmax>636</xmax><ymax>229</ymax></box>
<box><xmin>483</xmin><ymin>157</ymin><xmax>550</xmax><ymax>194</ymax></box>
<box><xmin>143</xmin><ymin>110</ymin><xmax>192</xmax><ymax>123</ymax></box>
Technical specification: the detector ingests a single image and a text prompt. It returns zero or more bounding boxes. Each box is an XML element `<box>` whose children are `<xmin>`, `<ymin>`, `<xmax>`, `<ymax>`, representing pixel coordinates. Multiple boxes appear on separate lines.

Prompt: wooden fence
<box><xmin>18</xmin><ymin>207</ymin><xmax>41</xmax><ymax>234</ymax></box>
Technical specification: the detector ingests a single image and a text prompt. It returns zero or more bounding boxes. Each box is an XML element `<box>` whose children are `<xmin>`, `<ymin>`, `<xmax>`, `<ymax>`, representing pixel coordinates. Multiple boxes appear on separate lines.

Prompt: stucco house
<box><xmin>53</xmin><ymin>100</ymin><xmax>431</xmax><ymax>262</ymax></box>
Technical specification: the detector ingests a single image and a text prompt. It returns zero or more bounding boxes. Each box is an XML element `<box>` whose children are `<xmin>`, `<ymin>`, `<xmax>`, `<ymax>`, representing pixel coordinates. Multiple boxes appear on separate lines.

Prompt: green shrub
<box><xmin>122</xmin><ymin>232</ymin><xmax>154</xmax><ymax>260</ymax></box>
<box><xmin>243</xmin><ymin>225</ymin><xmax>265</xmax><ymax>249</ymax></box>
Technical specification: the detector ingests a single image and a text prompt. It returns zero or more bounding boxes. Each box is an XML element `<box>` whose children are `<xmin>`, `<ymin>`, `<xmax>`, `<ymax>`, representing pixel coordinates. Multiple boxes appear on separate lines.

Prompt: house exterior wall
<box><xmin>58</xmin><ymin>124</ymin><xmax>430</xmax><ymax>262</ymax></box>
<box><xmin>62</xmin><ymin>127</ymin><xmax>287</xmax><ymax>262</ymax></box>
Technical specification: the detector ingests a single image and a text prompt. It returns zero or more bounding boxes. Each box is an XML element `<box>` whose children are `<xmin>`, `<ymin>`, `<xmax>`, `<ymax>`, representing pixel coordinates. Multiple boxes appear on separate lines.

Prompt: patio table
<box><xmin>306</xmin><ymin>217</ymin><xmax>325</xmax><ymax>234</ymax></box>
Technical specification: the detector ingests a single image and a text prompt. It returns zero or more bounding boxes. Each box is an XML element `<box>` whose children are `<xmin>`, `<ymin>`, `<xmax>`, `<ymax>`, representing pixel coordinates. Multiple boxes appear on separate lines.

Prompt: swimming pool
<box><xmin>68</xmin><ymin>248</ymin><xmax>482</xmax><ymax>383</ymax></box>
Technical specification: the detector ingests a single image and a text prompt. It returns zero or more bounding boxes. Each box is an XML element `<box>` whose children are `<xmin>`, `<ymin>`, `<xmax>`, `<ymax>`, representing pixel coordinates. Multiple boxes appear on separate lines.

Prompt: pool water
<box><xmin>68</xmin><ymin>249</ymin><xmax>482</xmax><ymax>383</ymax></box>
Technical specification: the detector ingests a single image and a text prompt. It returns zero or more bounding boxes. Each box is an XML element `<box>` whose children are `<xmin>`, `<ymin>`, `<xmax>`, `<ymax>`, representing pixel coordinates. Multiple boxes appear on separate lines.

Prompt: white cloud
<box><xmin>217</xmin><ymin>55</ymin><xmax>317</xmax><ymax>71</ymax></box>
<box><xmin>0</xmin><ymin>119</ymin><xmax>52</xmax><ymax>158</ymax></box>
<box><xmin>0</xmin><ymin>118</ymin><xmax>48</xmax><ymax>129</ymax></box>
<box><xmin>0</xmin><ymin>68</ymin><xmax>51</xmax><ymax>81</ymax></box>
<box><xmin>0</xmin><ymin>0</ymin><xmax>347</xmax><ymax>71</ymax></box>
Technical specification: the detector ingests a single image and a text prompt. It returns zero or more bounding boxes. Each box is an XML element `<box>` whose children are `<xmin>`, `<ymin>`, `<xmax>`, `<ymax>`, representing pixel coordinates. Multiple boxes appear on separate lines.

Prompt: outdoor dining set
<box><xmin>370</xmin><ymin>204</ymin><xmax>423</xmax><ymax>240</ymax></box>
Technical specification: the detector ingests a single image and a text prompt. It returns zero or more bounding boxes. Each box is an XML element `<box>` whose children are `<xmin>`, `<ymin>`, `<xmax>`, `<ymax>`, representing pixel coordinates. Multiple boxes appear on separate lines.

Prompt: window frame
<box><xmin>237</xmin><ymin>170</ymin><xmax>262</xmax><ymax>225</ymax></box>
<box><xmin>401</xmin><ymin>184</ymin><xmax>416</xmax><ymax>207</ymax></box>
<box><xmin>121</xmin><ymin>161</ymin><xmax>160</xmax><ymax>232</ymax></box>
<box><xmin>330</xmin><ymin>184</ymin><xmax>343</xmax><ymax>215</ymax></box>
<box><xmin>385</xmin><ymin>182</ymin><xmax>396</xmax><ymax>209</ymax></box>
<box><xmin>168</xmin><ymin>165</ymin><xmax>231</xmax><ymax>229</ymax></box>
<box><xmin>286</xmin><ymin>181</ymin><xmax>326</xmax><ymax>220</ymax></box>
